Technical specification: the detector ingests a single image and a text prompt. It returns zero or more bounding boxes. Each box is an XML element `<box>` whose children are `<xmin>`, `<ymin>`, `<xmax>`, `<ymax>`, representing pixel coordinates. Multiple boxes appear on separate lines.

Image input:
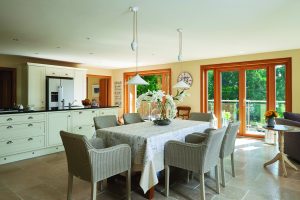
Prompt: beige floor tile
<box><xmin>0</xmin><ymin>138</ymin><xmax>300</xmax><ymax>200</ymax></box>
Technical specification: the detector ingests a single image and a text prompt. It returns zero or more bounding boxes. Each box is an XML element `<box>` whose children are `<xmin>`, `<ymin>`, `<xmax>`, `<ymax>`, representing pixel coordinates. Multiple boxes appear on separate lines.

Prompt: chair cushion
<box><xmin>284</xmin><ymin>112</ymin><xmax>300</xmax><ymax>122</ymax></box>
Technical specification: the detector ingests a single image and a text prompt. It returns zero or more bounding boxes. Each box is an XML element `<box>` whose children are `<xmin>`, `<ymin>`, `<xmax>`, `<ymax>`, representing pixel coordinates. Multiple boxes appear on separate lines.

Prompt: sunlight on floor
<box><xmin>235</xmin><ymin>138</ymin><xmax>262</xmax><ymax>146</ymax></box>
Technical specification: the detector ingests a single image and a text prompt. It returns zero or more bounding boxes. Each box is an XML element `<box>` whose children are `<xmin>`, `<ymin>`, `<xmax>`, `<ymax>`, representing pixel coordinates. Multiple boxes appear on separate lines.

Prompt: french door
<box><xmin>201</xmin><ymin>58</ymin><xmax>291</xmax><ymax>137</ymax></box>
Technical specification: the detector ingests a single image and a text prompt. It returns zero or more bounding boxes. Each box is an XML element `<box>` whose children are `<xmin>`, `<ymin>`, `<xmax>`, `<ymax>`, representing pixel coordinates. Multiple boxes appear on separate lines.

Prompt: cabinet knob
<box><xmin>92</xmin><ymin>111</ymin><xmax>95</xmax><ymax>113</ymax></box>
<box><xmin>52</xmin><ymin>72</ymin><xmax>55</xmax><ymax>75</ymax></box>
<box><xmin>79</xmin><ymin>127</ymin><xmax>82</xmax><ymax>129</ymax></box>
<box><xmin>28</xmin><ymin>138</ymin><xmax>33</xmax><ymax>141</ymax></box>
<box><xmin>92</xmin><ymin>125</ymin><xmax>95</xmax><ymax>127</ymax></box>
<box><xmin>7</xmin><ymin>125</ymin><xmax>13</xmax><ymax>129</ymax></box>
<box><xmin>28</xmin><ymin>116</ymin><xmax>33</xmax><ymax>119</ymax></box>
<box><xmin>65</xmin><ymin>73</ymin><xmax>68</xmax><ymax>76</ymax></box>
<box><xmin>68</xmin><ymin>115</ymin><xmax>71</xmax><ymax>117</ymax></box>
<box><xmin>79</xmin><ymin>111</ymin><xmax>82</xmax><ymax>114</ymax></box>
<box><xmin>6</xmin><ymin>141</ymin><xmax>13</xmax><ymax>144</ymax></box>
<box><xmin>7</xmin><ymin>118</ymin><xmax>13</xmax><ymax>121</ymax></box>
<box><xmin>28</xmin><ymin>123</ymin><xmax>33</xmax><ymax>127</ymax></box>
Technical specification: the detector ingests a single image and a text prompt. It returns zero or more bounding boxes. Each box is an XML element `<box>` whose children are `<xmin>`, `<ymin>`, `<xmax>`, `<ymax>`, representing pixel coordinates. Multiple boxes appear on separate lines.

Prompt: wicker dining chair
<box><xmin>189</xmin><ymin>112</ymin><xmax>214</xmax><ymax>122</ymax></box>
<box><xmin>164</xmin><ymin>128</ymin><xmax>226</xmax><ymax>200</ymax></box>
<box><xmin>93</xmin><ymin>115</ymin><xmax>119</xmax><ymax>129</ymax></box>
<box><xmin>123</xmin><ymin>113</ymin><xmax>144</xmax><ymax>125</ymax></box>
<box><xmin>219</xmin><ymin>121</ymin><xmax>240</xmax><ymax>187</ymax></box>
<box><xmin>60</xmin><ymin>131</ymin><xmax>131</xmax><ymax>200</ymax></box>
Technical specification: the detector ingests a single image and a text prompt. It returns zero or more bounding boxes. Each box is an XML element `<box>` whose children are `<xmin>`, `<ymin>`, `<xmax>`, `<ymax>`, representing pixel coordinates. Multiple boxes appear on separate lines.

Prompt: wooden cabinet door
<box><xmin>28</xmin><ymin>65</ymin><xmax>46</xmax><ymax>110</ymax></box>
<box><xmin>48</xmin><ymin>112</ymin><xmax>71</xmax><ymax>146</ymax></box>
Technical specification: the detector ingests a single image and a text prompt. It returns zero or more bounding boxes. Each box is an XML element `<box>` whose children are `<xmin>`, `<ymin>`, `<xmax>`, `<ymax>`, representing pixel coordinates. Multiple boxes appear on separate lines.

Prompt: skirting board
<box><xmin>0</xmin><ymin>145</ymin><xmax>64</xmax><ymax>165</ymax></box>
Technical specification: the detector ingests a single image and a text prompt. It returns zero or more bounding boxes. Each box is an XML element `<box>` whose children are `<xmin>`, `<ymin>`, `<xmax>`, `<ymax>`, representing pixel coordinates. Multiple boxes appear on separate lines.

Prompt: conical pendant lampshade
<box><xmin>127</xmin><ymin>74</ymin><xmax>149</xmax><ymax>85</ymax></box>
<box><xmin>173</xmin><ymin>80</ymin><xmax>190</xmax><ymax>89</ymax></box>
<box><xmin>128</xmin><ymin>6</ymin><xmax>148</xmax><ymax>85</ymax></box>
<box><xmin>173</xmin><ymin>28</ymin><xmax>190</xmax><ymax>89</ymax></box>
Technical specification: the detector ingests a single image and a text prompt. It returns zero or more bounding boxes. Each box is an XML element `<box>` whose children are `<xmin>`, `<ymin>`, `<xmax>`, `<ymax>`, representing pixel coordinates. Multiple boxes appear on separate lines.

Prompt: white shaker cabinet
<box><xmin>27</xmin><ymin>65</ymin><xmax>46</xmax><ymax>110</ymax></box>
<box><xmin>46</xmin><ymin>67</ymin><xmax>74</xmax><ymax>78</ymax></box>
<box><xmin>74</xmin><ymin>69</ymin><xmax>87</xmax><ymax>106</ymax></box>
<box><xmin>48</xmin><ymin>111</ymin><xmax>72</xmax><ymax>146</ymax></box>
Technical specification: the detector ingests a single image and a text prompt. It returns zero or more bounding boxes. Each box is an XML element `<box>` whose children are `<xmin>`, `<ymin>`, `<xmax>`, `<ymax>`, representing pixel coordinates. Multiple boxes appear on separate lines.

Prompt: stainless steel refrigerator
<box><xmin>46</xmin><ymin>77</ymin><xmax>74</xmax><ymax>110</ymax></box>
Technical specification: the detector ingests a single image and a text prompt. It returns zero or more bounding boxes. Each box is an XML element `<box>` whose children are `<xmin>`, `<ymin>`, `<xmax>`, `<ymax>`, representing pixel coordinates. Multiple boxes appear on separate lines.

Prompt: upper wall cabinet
<box><xmin>46</xmin><ymin>67</ymin><xmax>74</xmax><ymax>78</ymax></box>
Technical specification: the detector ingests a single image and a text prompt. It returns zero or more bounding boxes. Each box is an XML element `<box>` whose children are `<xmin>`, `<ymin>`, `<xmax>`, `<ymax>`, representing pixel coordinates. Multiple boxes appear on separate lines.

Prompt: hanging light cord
<box><xmin>178</xmin><ymin>28</ymin><xmax>182</xmax><ymax>62</ymax></box>
<box><xmin>135</xmin><ymin>10</ymin><xmax>138</xmax><ymax>75</ymax></box>
<box><xmin>131</xmin><ymin>8</ymin><xmax>139</xmax><ymax>75</ymax></box>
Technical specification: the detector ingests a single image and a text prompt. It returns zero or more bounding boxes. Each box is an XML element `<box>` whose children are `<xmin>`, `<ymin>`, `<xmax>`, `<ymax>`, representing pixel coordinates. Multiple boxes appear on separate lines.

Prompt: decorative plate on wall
<box><xmin>177</xmin><ymin>72</ymin><xmax>193</xmax><ymax>87</ymax></box>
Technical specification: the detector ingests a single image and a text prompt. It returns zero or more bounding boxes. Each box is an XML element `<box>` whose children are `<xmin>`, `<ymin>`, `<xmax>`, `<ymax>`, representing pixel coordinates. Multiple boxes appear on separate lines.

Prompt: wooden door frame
<box><xmin>0</xmin><ymin>67</ymin><xmax>17</xmax><ymax>107</ymax></box>
<box><xmin>123</xmin><ymin>68</ymin><xmax>172</xmax><ymax>113</ymax></box>
<box><xmin>86</xmin><ymin>74</ymin><xmax>112</xmax><ymax>106</ymax></box>
<box><xmin>200</xmin><ymin>58</ymin><xmax>292</xmax><ymax>137</ymax></box>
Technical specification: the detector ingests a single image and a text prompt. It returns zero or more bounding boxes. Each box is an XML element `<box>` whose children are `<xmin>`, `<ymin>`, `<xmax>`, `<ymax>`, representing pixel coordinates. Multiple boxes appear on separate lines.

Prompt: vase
<box><xmin>267</xmin><ymin>117</ymin><xmax>275</xmax><ymax>127</ymax></box>
<box><xmin>153</xmin><ymin>118</ymin><xmax>171</xmax><ymax>126</ymax></box>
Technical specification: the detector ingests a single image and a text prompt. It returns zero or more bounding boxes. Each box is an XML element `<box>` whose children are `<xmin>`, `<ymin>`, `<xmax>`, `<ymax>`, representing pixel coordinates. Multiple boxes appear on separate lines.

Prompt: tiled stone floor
<box><xmin>1</xmin><ymin>138</ymin><xmax>300</xmax><ymax>200</ymax></box>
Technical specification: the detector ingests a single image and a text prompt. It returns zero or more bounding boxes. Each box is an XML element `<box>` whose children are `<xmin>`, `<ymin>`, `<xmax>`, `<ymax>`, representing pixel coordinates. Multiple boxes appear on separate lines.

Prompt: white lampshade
<box><xmin>173</xmin><ymin>80</ymin><xmax>190</xmax><ymax>89</ymax></box>
<box><xmin>128</xmin><ymin>74</ymin><xmax>149</xmax><ymax>85</ymax></box>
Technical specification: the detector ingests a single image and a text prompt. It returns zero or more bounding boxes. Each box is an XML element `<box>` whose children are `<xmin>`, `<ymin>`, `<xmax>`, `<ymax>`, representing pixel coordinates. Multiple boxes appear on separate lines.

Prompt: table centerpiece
<box><xmin>136</xmin><ymin>90</ymin><xmax>188</xmax><ymax>125</ymax></box>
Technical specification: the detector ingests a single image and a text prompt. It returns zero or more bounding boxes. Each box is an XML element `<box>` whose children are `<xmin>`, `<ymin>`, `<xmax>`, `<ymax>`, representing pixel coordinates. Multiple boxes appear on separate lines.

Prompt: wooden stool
<box><xmin>176</xmin><ymin>106</ymin><xmax>191</xmax><ymax>119</ymax></box>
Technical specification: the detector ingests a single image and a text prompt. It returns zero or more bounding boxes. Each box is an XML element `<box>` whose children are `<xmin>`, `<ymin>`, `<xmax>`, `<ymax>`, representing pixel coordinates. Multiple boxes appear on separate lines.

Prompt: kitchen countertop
<box><xmin>0</xmin><ymin>106</ymin><xmax>119</xmax><ymax>115</ymax></box>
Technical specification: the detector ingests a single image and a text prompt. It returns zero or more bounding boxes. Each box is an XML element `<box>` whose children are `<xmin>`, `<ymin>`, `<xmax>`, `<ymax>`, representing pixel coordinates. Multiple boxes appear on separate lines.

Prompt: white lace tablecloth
<box><xmin>96</xmin><ymin>119</ymin><xmax>209</xmax><ymax>193</ymax></box>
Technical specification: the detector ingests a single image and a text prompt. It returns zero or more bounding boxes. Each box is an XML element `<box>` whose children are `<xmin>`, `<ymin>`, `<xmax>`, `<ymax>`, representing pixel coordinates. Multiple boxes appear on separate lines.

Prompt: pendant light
<box><xmin>173</xmin><ymin>28</ymin><xmax>190</xmax><ymax>89</ymax></box>
<box><xmin>127</xmin><ymin>6</ymin><xmax>149</xmax><ymax>85</ymax></box>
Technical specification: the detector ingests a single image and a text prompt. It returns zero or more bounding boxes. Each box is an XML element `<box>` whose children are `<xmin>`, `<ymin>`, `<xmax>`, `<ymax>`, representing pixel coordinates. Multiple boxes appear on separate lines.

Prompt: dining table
<box><xmin>96</xmin><ymin>119</ymin><xmax>210</xmax><ymax>199</ymax></box>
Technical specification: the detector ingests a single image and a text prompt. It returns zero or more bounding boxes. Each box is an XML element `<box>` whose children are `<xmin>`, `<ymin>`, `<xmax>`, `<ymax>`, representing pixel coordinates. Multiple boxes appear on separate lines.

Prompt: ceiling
<box><xmin>0</xmin><ymin>0</ymin><xmax>300</xmax><ymax>69</ymax></box>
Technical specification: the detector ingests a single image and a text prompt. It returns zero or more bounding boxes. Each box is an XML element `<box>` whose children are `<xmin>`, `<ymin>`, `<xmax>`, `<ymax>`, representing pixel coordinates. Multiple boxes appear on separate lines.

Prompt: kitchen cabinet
<box><xmin>0</xmin><ymin>113</ymin><xmax>46</xmax><ymax>159</ymax></box>
<box><xmin>48</xmin><ymin>111</ymin><xmax>72</xmax><ymax>146</ymax></box>
<box><xmin>0</xmin><ymin>107</ymin><xmax>118</xmax><ymax>165</ymax></box>
<box><xmin>46</xmin><ymin>67</ymin><xmax>74</xmax><ymax>78</ymax></box>
<box><xmin>27</xmin><ymin>64</ymin><xmax>46</xmax><ymax>110</ymax></box>
<box><xmin>72</xmin><ymin>109</ymin><xmax>98</xmax><ymax>138</ymax></box>
<box><xmin>73</xmin><ymin>124</ymin><xmax>95</xmax><ymax>139</ymax></box>
<box><xmin>74</xmin><ymin>69</ymin><xmax>87</xmax><ymax>106</ymax></box>
<box><xmin>99</xmin><ymin>108</ymin><xmax>118</xmax><ymax>116</ymax></box>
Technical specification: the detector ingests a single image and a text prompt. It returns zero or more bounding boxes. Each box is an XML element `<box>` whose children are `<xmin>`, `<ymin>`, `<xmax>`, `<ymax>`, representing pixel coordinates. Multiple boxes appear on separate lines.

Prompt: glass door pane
<box><xmin>221</xmin><ymin>71</ymin><xmax>239</xmax><ymax>126</ymax></box>
<box><xmin>276</xmin><ymin>65</ymin><xmax>286</xmax><ymax>118</ymax></box>
<box><xmin>207</xmin><ymin>70</ymin><xmax>214</xmax><ymax>112</ymax></box>
<box><xmin>245</xmin><ymin>68</ymin><xmax>267</xmax><ymax>135</ymax></box>
<box><xmin>137</xmin><ymin>75</ymin><xmax>162</xmax><ymax>119</ymax></box>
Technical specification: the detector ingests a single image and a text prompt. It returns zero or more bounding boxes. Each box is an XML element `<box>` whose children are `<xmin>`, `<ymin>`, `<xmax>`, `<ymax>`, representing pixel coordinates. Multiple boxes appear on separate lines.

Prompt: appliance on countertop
<box><xmin>46</xmin><ymin>76</ymin><xmax>74</xmax><ymax>110</ymax></box>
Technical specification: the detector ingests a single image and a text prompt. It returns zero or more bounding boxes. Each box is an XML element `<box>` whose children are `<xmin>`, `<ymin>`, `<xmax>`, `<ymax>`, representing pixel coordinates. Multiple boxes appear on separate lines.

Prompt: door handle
<box><xmin>6</xmin><ymin>141</ymin><xmax>13</xmax><ymax>144</ymax></box>
<box><xmin>28</xmin><ymin>138</ymin><xmax>33</xmax><ymax>141</ymax></box>
<box><xmin>7</xmin><ymin>118</ymin><xmax>13</xmax><ymax>121</ymax></box>
<box><xmin>28</xmin><ymin>116</ymin><xmax>33</xmax><ymax>119</ymax></box>
<box><xmin>7</xmin><ymin>125</ymin><xmax>13</xmax><ymax>129</ymax></box>
<box><xmin>28</xmin><ymin>123</ymin><xmax>33</xmax><ymax>127</ymax></box>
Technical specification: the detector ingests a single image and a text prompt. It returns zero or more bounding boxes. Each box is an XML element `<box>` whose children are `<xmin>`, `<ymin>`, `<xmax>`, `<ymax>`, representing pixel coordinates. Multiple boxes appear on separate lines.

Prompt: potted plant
<box><xmin>264</xmin><ymin>110</ymin><xmax>278</xmax><ymax>127</ymax></box>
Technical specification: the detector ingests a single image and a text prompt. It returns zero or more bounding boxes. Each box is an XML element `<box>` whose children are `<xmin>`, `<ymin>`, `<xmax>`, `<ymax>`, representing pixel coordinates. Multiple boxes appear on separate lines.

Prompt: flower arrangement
<box><xmin>136</xmin><ymin>90</ymin><xmax>188</xmax><ymax>120</ymax></box>
<box><xmin>264</xmin><ymin>110</ymin><xmax>279</xmax><ymax>119</ymax></box>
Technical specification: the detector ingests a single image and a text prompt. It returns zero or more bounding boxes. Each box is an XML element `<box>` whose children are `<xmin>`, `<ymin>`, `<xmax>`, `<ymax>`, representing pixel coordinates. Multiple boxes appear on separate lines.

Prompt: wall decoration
<box><xmin>114</xmin><ymin>81</ymin><xmax>122</xmax><ymax>107</ymax></box>
<box><xmin>92</xmin><ymin>84</ymin><xmax>99</xmax><ymax>97</ymax></box>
